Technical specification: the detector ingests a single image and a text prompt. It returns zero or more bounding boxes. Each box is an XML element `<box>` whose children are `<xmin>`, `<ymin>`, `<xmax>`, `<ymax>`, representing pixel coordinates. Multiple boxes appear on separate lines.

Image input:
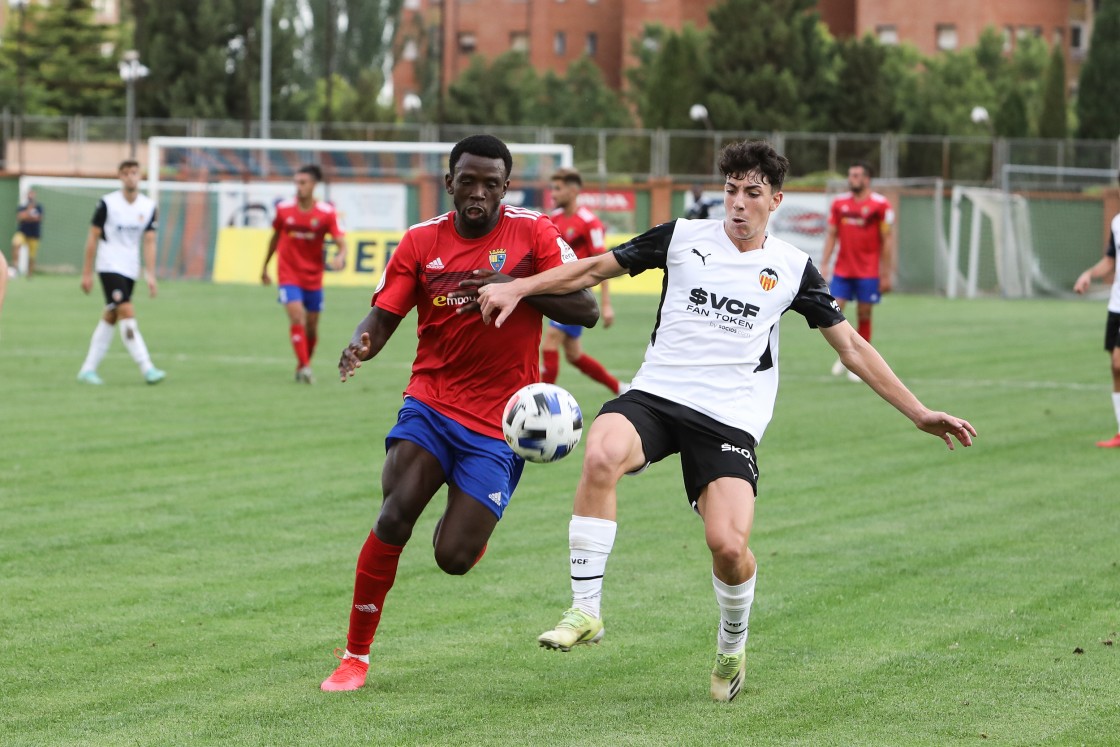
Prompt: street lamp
<box><xmin>689</xmin><ymin>103</ymin><xmax>713</xmax><ymax>130</ymax></box>
<box><xmin>118</xmin><ymin>49</ymin><xmax>149</xmax><ymax>158</ymax></box>
<box><xmin>8</xmin><ymin>0</ymin><xmax>29</xmax><ymax>174</ymax></box>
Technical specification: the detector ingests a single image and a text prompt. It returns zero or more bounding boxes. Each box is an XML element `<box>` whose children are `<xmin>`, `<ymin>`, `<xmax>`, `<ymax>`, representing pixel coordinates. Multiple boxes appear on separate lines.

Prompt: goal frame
<box><xmin>146</xmin><ymin>136</ymin><xmax>575</xmax><ymax>208</ymax></box>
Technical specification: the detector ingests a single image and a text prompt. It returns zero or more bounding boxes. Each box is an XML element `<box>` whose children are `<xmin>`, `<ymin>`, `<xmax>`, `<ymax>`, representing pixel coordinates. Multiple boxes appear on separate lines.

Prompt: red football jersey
<box><xmin>550</xmin><ymin>206</ymin><xmax>606</xmax><ymax>260</ymax></box>
<box><xmin>272</xmin><ymin>199</ymin><xmax>345</xmax><ymax>290</ymax></box>
<box><xmin>372</xmin><ymin>205</ymin><xmax>578</xmax><ymax>438</ymax></box>
<box><xmin>828</xmin><ymin>192</ymin><xmax>893</xmax><ymax>279</ymax></box>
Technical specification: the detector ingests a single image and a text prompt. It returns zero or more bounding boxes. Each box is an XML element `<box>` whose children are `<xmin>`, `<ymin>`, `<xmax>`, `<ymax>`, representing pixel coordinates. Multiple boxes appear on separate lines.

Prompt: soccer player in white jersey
<box><xmin>1073</xmin><ymin>208</ymin><xmax>1120</xmax><ymax>447</ymax></box>
<box><xmin>77</xmin><ymin>160</ymin><xmax>165</xmax><ymax>385</ymax></box>
<box><xmin>471</xmin><ymin>139</ymin><xmax>976</xmax><ymax>703</ymax></box>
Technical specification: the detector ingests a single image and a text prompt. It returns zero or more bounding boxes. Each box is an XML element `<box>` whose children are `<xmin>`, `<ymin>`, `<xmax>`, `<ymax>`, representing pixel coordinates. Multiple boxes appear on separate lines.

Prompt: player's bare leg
<box><xmin>431</xmin><ymin>485</ymin><xmax>498</xmax><ymax>574</ymax></box>
<box><xmin>697</xmin><ymin>477</ymin><xmax>757</xmax><ymax>703</ymax></box>
<box><xmin>1097</xmin><ymin>347</ymin><xmax>1120</xmax><ymax>447</ymax></box>
<box><xmin>539</xmin><ymin>414</ymin><xmax>644</xmax><ymax>651</ymax></box>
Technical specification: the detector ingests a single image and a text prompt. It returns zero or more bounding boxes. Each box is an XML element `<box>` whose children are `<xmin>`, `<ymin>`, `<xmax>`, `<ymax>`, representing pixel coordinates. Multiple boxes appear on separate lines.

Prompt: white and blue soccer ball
<box><xmin>502</xmin><ymin>383</ymin><xmax>583</xmax><ymax>463</ymax></box>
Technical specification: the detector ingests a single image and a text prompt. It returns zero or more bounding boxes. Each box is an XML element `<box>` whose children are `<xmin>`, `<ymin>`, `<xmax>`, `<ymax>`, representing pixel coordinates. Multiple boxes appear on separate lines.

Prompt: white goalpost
<box><xmin>946</xmin><ymin>165</ymin><xmax>1117</xmax><ymax>298</ymax></box>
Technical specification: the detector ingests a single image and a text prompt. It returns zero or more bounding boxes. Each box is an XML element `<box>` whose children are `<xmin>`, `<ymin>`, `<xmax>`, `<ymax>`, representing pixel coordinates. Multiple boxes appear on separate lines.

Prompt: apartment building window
<box><xmin>876</xmin><ymin>25</ymin><xmax>898</xmax><ymax>45</ymax></box>
<box><xmin>1016</xmin><ymin>26</ymin><xmax>1042</xmax><ymax>40</ymax></box>
<box><xmin>458</xmin><ymin>32</ymin><xmax>477</xmax><ymax>55</ymax></box>
<box><xmin>1002</xmin><ymin>26</ymin><xmax>1013</xmax><ymax>53</ymax></box>
<box><xmin>554</xmin><ymin>31</ymin><xmax>567</xmax><ymax>55</ymax></box>
<box><xmin>586</xmin><ymin>32</ymin><xmax>598</xmax><ymax>56</ymax></box>
<box><xmin>510</xmin><ymin>31</ymin><xmax>529</xmax><ymax>53</ymax></box>
<box><xmin>402</xmin><ymin>39</ymin><xmax>419</xmax><ymax>61</ymax></box>
<box><xmin>1070</xmin><ymin>22</ymin><xmax>1086</xmax><ymax>56</ymax></box>
<box><xmin>936</xmin><ymin>24</ymin><xmax>958</xmax><ymax>51</ymax></box>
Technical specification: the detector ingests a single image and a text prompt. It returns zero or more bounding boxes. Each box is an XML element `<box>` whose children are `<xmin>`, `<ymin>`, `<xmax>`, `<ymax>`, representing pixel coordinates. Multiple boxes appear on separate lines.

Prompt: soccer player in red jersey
<box><xmin>821</xmin><ymin>160</ymin><xmax>895</xmax><ymax>380</ymax></box>
<box><xmin>544</xmin><ymin>168</ymin><xmax>627</xmax><ymax>394</ymax></box>
<box><xmin>261</xmin><ymin>164</ymin><xmax>347</xmax><ymax>384</ymax></box>
<box><xmin>319</xmin><ymin>135</ymin><xmax>599</xmax><ymax>692</ymax></box>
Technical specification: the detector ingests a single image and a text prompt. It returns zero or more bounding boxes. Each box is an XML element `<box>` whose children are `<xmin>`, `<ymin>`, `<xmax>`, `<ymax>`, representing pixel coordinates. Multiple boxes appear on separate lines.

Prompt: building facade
<box><xmin>391</xmin><ymin>0</ymin><xmax>1094</xmax><ymax>114</ymax></box>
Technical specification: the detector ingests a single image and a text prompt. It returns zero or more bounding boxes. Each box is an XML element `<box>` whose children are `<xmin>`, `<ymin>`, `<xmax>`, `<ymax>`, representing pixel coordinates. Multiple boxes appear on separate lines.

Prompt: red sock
<box><xmin>541</xmin><ymin>350</ymin><xmax>560</xmax><ymax>384</ymax></box>
<box><xmin>306</xmin><ymin>334</ymin><xmax>318</xmax><ymax>362</ymax></box>
<box><xmin>345</xmin><ymin>531</ymin><xmax>405</xmax><ymax>656</ymax></box>
<box><xmin>857</xmin><ymin>319</ymin><xmax>872</xmax><ymax>342</ymax></box>
<box><xmin>573</xmin><ymin>354</ymin><xmax>620</xmax><ymax>393</ymax></box>
<box><xmin>290</xmin><ymin>324</ymin><xmax>310</xmax><ymax>367</ymax></box>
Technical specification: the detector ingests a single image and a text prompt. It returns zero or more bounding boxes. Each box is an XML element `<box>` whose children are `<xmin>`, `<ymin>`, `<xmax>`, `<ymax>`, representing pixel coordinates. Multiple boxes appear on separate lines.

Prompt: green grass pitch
<box><xmin>1</xmin><ymin>277</ymin><xmax>1117</xmax><ymax>746</ymax></box>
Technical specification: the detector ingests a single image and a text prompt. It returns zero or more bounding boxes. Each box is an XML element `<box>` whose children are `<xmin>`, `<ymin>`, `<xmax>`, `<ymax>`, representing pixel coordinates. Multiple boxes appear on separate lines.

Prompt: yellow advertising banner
<box><xmin>213</xmin><ymin>227</ymin><xmax>663</xmax><ymax>294</ymax></box>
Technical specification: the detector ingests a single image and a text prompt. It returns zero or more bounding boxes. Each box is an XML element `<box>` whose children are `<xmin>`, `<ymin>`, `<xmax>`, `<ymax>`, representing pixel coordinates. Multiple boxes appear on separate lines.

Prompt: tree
<box><xmin>827</xmin><ymin>33</ymin><xmax>901</xmax><ymax>134</ymax></box>
<box><xmin>0</xmin><ymin>0</ymin><xmax>120</xmax><ymax>116</ymax></box>
<box><xmin>443</xmin><ymin>52</ymin><xmax>539</xmax><ymax>126</ymax></box>
<box><xmin>1077</xmin><ymin>0</ymin><xmax>1120</xmax><ymax>139</ymax></box>
<box><xmin>1037</xmin><ymin>42</ymin><xmax>1067</xmax><ymax>139</ymax></box>
<box><xmin>703</xmin><ymin>0</ymin><xmax>837</xmax><ymax>133</ymax></box>
<box><xmin>626</xmin><ymin>23</ymin><xmax>710</xmax><ymax>130</ymax></box>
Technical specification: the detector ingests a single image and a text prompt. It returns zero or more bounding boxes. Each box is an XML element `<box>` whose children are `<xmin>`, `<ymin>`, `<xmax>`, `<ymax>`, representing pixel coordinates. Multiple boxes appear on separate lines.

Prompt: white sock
<box><xmin>713</xmin><ymin>571</ymin><xmax>756</xmax><ymax>655</ymax></box>
<box><xmin>79</xmin><ymin>320</ymin><xmax>115</xmax><ymax>374</ymax></box>
<box><xmin>1112</xmin><ymin>392</ymin><xmax>1120</xmax><ymax>433</ymax></box>
<box><xmin>119</xmin><ymin>318</ymin><xmax>153</xmax><ymax>374</ymax></box>
<box><xmin>569</xmin><ymin>515</ymin><xmax>617</xmax><ymax>619</ymax></box>
<box><xmin>343</xmin><ymin>649</ymin><xmax>369</xmax><ymax>664</ymax></box>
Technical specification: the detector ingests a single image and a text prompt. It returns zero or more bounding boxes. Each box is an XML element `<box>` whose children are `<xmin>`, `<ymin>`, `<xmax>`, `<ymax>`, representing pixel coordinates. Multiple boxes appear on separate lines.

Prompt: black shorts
<box><xmin>1105</xmin><ymin>311</ymin><xmax>1120</xmax><ymax>352</ymax></box>
<box><xmin>598</xmin><ymin>389</ymin><xmax>760</xmax><ymax>509</ymax></box>
<box><xmin>99</xmin><ymin>272</ymin><xmax>135</xmax><ymax>309</ymax></box>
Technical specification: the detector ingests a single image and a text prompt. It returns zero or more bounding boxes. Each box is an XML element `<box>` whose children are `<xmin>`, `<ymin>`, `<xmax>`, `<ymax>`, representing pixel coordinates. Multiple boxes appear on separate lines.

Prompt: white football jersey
<box><xmin>614</xmin><ymin>219</ymin><xmax>845</xmax><ymax>443</ymax></box>
<box><xmin>1108</xmin><ymin>213</ymin><xmax>1120</xmax><ymax>313</ymax></box>
<box><xmin>92</xmin><ymin>190</ymin><xmax>158</xmax><ymax>280</ymax></box>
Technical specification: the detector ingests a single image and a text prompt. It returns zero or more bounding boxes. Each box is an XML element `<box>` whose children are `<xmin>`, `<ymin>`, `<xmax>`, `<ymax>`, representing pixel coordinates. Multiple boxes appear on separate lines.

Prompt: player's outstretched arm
<box><xmin>80</xmin><ymin>226</ymin><xmax>99</xmax><ymax>294</ymax></box>
<box><xmin>338</xmin><ymin>307</ymin><xmax>404</xmax><ymax>382</ymax></box>
<box><xmin>474</xmin><ymin>252</ymin><xmax>626</xmax><ymax>328</ymax></box>
<box><xmin>452</xmin><ymin>269</ymin><xmax>599</xmax><ymax>327</ymax></box>
<box><xmin>820</xmin><ymin>320</ymin><xmax>975</xmax><ymax>450</ymax></box>
<box><xmin>1074</xmin><ymin>255</ymin><xmax>1116</xmax><ymax>294</ymax></box>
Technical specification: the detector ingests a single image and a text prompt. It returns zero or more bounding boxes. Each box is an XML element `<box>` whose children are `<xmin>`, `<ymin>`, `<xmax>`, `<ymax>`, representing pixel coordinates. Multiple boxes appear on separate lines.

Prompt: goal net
<box><xmin>18</xmin><ymin>137</ymin><xmax>573</xmax><ymax>279</ymax></box>
<box><xmin>946</xmin><ymin>166</ymin><xmax>1117</xmax><ymax>298</ymax></box>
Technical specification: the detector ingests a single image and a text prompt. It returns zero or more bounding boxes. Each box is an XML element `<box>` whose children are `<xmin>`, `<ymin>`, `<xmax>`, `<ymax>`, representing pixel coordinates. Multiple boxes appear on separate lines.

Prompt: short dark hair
<box><xmin>449</xmin><ymin>135</ymin><xmax>513</xmax><ymax>179</ymax></box>
<box><xmin>717</xmin><ymin>140</ymin><xmax>789</xmax><ymax>192</ymax></box>
<box><xmin>118</xmin><ymin>160</ymin><xmax>140</xmax><ymax>172</ymax></box>
<box><xmin>297</xmin><ymin>164</ymin><xmax>323</xmax><ymax>182</ymax></box>
<box><xmin>850</xmin><ymin>160</ymin><xmax>874</xmax><ymax>178</ymax></box>
<box><xmin>551</xmin><ymin>167</ymin><xmax>583</xmax><ymax>188</ymax></box>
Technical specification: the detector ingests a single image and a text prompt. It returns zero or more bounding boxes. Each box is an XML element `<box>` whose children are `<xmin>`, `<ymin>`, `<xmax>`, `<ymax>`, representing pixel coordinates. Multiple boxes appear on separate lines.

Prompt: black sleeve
<box><xmin>611</xmin><ymin>221</ymin><xmax>678</xmax><ymax>275</ymax></box>
<box><xmin>789</xmin><ymin>259</ymin><xmax>846</xmax><ymax>329</ymax></box>
<box><xmin>91</xmin><ymin>199</ymin><xmax>108</xmax><ymax>231</ymax></box>
<box><xmin>1108</xmin><ymin>225</ymin><xmax>1117</xmax><ymax>259</ymax></box>
<box><xmin>145</xmin><ymin>206</ymin><xmax>159</xmax><ymax>233</ymax></box>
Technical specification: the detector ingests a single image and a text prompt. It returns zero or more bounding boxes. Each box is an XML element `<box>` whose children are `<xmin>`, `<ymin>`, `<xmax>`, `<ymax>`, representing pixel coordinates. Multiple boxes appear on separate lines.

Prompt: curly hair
<box><xmin>717</xmin><ymin>140</ymin><xmax>789</xmax><ymax>192</ymax></box>
<box><xmin>449</xmin><ymin>135</ymin><xmax>514</xmax><ymax>180</ymax></box>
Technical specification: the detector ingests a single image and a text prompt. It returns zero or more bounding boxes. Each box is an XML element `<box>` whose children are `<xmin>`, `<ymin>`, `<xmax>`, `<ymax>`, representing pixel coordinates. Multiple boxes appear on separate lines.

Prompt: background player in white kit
<box><xmin>472</xmin><ymin>139</ymin><xmax>976</xmax><ymax>703</ymax></box>
<box><xmin>77</xmin><ymin>160</ymin><xmax>166</xmax><ymax>385</ymax></box>
<box><xmin>1073</xmin><ymin>209</ymin><xmax>1120</xmax><ymax>447</ymax></box>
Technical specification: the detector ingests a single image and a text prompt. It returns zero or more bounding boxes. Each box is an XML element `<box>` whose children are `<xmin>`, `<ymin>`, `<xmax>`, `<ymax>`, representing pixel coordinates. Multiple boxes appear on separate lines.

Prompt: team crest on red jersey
<box><xmin>759</xmin><ymin>268</ymin><xmax>778</xmax><ymax>292</ymax></box>
<box><xmin>489</xmin><ymin>248</ymin><xmax>507</xmax><ymax>272</ymax></box>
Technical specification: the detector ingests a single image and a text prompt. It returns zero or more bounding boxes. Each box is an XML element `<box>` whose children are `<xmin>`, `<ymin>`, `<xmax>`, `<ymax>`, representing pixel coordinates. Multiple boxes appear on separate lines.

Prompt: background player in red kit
<box><xmin>821</xmin><ymin>160</ymin><xmax>895</xmax><ymax>380</ymax></box>
<box><xmin>320</xmin><ymin>135</ymin><xmax>598</xmax><ymax>692</ymax></box>
<box><xmin>261</xmin><ymin>164</ymin><xmax>348</xmax><ymax>383</ymax></box>
<box><xmin>544</xmin><ymin>168</ymin><xmax>627</xmax><ymax>394</ymax></box>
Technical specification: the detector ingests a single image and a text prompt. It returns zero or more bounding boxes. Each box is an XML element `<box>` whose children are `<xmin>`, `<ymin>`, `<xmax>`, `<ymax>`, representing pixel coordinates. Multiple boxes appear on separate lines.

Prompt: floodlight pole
<box><xmin>10</xmin><ymin>0</ymin><xmax>28</xmax><ymax>175</ymax></box>
<box><xmin>260</xmin><ymin>0</ymin><xmax>273</xmax><ymax>140</ymax></box>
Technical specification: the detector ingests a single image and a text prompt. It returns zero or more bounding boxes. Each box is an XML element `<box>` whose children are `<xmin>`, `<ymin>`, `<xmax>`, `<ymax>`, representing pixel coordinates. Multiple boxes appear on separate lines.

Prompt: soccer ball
<box><xmin>502</xmin><ymin>383</ymin><xmax>583</xmax><ymax>463</ymax></box>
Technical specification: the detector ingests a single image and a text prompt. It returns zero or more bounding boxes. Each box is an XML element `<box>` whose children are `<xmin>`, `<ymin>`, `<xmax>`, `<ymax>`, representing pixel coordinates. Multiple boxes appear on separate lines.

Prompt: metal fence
<box><xmin>2</xmin><ymin>109</ymin><xmax>1119</xmax><ymax>185</ymax></box>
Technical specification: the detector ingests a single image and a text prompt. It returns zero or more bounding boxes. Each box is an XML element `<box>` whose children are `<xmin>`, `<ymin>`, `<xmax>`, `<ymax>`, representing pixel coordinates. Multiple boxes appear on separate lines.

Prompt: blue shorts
<box><xmin>386</xmin><ymin>397</ymin><xmax>525</xmax><ymax>519</ymax></box>
<box><xmin>548</xmin><ymin>320</ymin><xmax>584</xmax><ymax>339</ymax></box>
<box><xmin>829</xmin><ymin>276</ymin><xmax>880</xmax><ymax>304</ymax></box>
<box><xmin>278</xmin><ymin>285</ymin><xmax>324</xmax><ymax>312</ymax></box>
